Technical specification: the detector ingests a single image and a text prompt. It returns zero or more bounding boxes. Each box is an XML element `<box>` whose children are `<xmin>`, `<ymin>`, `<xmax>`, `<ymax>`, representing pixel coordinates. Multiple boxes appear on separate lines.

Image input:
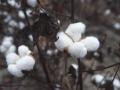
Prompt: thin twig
<box><xmin>21</xmin><ymin>2</ymin><xmax>53</xmax><ymax>89</ymax></box>
<box><xmin>82</xmin><ymin>62</ymin><xmax>120</xmax><ymax>72</ymax></box>
<box><xmin>71</xmin><ymin>0</ymin><xmax>75</xmax><ymax>22</ymax></box>
<box><xmin>77</xmin><ymin>58</ymin><xmax>83</xmax><ymax>90</ymax></box>
<box><xmin>112</xmin><ymin>64</ymin><xmax>120</xmax><ymax>82</ymax></box>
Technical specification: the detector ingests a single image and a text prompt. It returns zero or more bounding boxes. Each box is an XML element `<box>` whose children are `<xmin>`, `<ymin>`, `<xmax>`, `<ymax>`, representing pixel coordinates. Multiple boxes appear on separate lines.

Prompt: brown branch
<box><xmin>82</xmin><ymin>62</ymin><xmax>120</xmax><ymax>72</ymax></box>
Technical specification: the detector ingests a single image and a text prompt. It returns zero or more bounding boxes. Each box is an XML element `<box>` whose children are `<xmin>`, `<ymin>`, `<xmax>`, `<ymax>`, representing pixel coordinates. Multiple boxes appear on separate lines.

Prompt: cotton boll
<box><xmin>68</xmin><ymin>42</ymin><xmax>87</xmax><ymax>58</ymax></box>
<box><xmin>3</xmin><ymin>36</ymin><xmax>13</xmax><ymax>43</ymax></box>
<box><xmin>71</xmin><ymin>64</ymin><xmax>78</xmax><ymax>70</ymax></box>
<box><xmin>81</xmin><ymin>36</ymin><xmax>100</xmax><ymax>51</ymax></box>
<box><xmin>2</xmin><ymin>40</ymin><xmax>12</xmax><ymax>49</ymax></box>
<box><xmin>6</xmin><ymin>45</ymin><xmax>16</xmax><ymax>55</ymax></box>
<box><xmin>6</xmin><ymin>53</ymin><xmax>19</xmax><ymax>65</ymax></box>
<box><xmin>0</xmin><ymin>45</ymin><xmax>7</xmax><ymax>53</ymax></box>
<box><xmin>8</xmin><ymin>20</ymin><xmax>18</xmax><ymax>27</ymax></box>
<box><xmin>16</xmin><ymin>56</ymin><xmax>35</xmax><ymax>71</ymax></box>
<box><xmin>28</xmin><ymin>34</ymin><xmax>33</xmax><ymax>42</ymax></box>
<box><xmin>26</xmin><ymin>9</ymin><xmax>32</xmax><ymax>17</ymax></box>
<box><xmin>7</xmin><ymin>64</ymin><xmax>24</xmax><ymax>77</ymax></box>
<box><xmin>7</xmin><ymin>0</ymin><xmax>16</xmax><ymax>7</ymax></box>
<box><xmin>18</xmin><ymin>21</ymin><xmax>25</xmax><ymax>29</ymax></box>
<box><xmin>91</xmin><ymin>74</ymin><xmax>106</xmax><ymax>85</ymax></box>
<box><xmin>113</xmin><ymin>79</ymin><xmax>120</xmax><ymax>88</ymax></box>
<box><xmin>27</xmin><ymin>0</ymin><xmax>37</xmax><ymax>7</ymax></box>
<box><xmin>65</xmin><ymin>22</ymin><xmax>86</xmax><ymax>42</ymax></box>
<box><xmin>18</xmin><ymin>45</ymin><xmax>31</xmax><ymax>57</ymax></box>
<box><xmin>18</xmin><ymin>10</ymin><xmax>25</xmax><ymax>19</ymax></box>
<box><xmin>55</xmin><ymin>32</ymin><xmax>73</xmax><ymax>51</ymax></box>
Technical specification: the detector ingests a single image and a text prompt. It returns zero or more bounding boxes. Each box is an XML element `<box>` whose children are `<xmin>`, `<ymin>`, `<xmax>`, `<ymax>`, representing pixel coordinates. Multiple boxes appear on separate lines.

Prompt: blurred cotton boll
<box><xmin>7</xmin><ymin>64</ymin><xmax>24</xmax><ymax>77</ymax></box>
<box><xmin>6</xmin><ymin>53</ymin><xmax>19</xmax><ymax>65</ymax></box>
<box><xmin>27</xmin><ymin>0</ymin><xmax>37</xmax><ymax>7</ymax></box>
<box><xmin>6</xmin><ymin>45</ymin><xmax>16</xmax><ymax>55</ymax></box>
<box><xmin>0</xmin><ymin>45</ymin><xmax>7</xmax><ymax>53</ymax></box>
<box><xmin>18</xmin><ymin>10</ymin><xmax>25</xmax><ymax>19</ymax></box>
<box><xmin>91</xmin><ymin>74</ymin><xmax>106</xmax><ymax>86</ymax></box>
<box><xmin>16</xmin><ymin>56</ymin><xmax>35</xmax><ymax>71</ymax></box>
<box><xmin>55</xmin><ymin>32</ymin><xmax>73</xmax><ymax>51</ymax></box>
<box><xmin>68</xmin><ymin>42</ymin><xmax>87</xmax><ymax>58</ymax></box>
<box><xmin>18</xmin><ymin>45</ymin><xmax>31</xmax><ymax>57</ymax></box>
<box><xmin>81</xmin><ymin>36</ymin><xmax>100</xmax><ymax>51</ymax></box>
<box><xmin>65</xmin><ymin>22</ymin><xmax>86</xmax><ymax>42</ymax></box>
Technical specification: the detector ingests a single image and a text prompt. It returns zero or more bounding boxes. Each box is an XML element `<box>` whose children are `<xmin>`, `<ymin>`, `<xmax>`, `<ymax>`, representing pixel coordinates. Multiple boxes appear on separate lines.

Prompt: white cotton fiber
<box><xmin>7</xmin><ymin>64</ymin><xmax>24</xmax><ymax>77</ymax></box>
<box><xmin>68</xmin><ymin>42</ymin><xmax>87</xmax><ymax>58</ymax></box>
<box><xmin>6</xmin><ymin>45</ymin><xmax>16</xmax><ymax>55</ymax></box>
<box><xmin>6</xmin><ymin>53</ymin><xmax>19</xmax><ymax>65</ymax></box>
<box><xmin>27</xmin><ymin>0</ymin><xmax>37</xmax><ymax>7</ymax></box>
<box><xmin>16</xmin><ymin>55</ymin><xmax>35</xmax><ymax>71</ymax></box>
<box><xmin>91</xmin><ymin>74</ymin><xmax>105</xmax><ymax>85</ymax></box>
<box><xmin>65</xmin><ymin>22</ymin><xmax>86</xmax><ymax>42</ymax></box>
<box><xmin>18</xmin><ymin>45</ymin><xmax>31</xmax><ymax>57</ymax></box>
<box><xmin>55</xmin><ymin>32</ymin><xmax>73</xmax><ymax>51</ymax></box>
<box><xmin>81</xmin><ymin>36</ymin><xmax>100</xmax><ymax>51</ymax></box>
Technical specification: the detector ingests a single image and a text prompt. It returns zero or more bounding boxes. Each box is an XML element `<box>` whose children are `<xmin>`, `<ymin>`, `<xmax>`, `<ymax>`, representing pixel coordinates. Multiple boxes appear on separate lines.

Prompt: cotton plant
<box><xmin>55</xmin><ymin>22</ymin><xmax>100</xmax><ymax>89</ymax></box>
<box><xmin>6</xmin><ymin>45</ymin><xmax>35</xmax><ymax>77</ymax></box>
<box><xmin>55</xmin><ymin>22</ymin><xmax>100</xmax><ymax>58</ymax></box>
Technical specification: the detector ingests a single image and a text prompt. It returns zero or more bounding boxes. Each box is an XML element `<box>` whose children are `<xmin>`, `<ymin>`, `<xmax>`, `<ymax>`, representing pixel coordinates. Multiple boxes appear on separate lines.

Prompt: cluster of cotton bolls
<box><xmin>6</xmin><ymin>45</ymin><xmax>35</xmax><ymax>77</ymax></box>
<box><xmin>27</xmin><ymin>0</ymin><xmax>37</xmax><ymax>7</ymax></box>
<box><xmin>91</xmin><ymin>74</ymin><xmax>120</xmax><ymax>90</ymax></box>
<box><xmin>0</xmin><ymin>36</ymin><xmax>16</xmax><ymax>56</ymax></box>
<box><xmin>55</xmin><ymin>22</ymin><xmax>100</xmax><ymax>58</ymax></box>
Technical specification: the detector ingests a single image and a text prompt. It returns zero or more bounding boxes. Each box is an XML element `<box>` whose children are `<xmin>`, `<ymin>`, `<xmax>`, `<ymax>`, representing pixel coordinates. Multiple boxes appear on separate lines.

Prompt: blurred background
<box><xmin>0</xmin><ymin>0</ymin><xmax>120</xmax><ymax>90</ymax></box>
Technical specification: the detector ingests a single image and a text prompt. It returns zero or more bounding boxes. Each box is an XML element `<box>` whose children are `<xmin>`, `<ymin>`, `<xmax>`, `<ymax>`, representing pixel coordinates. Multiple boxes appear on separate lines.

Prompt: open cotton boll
<box><xmin>91</xmin><ymin>74</ymin><xmax>106</xmax><ymax>85</ymax></box>
<box><xmin>6</xmin><ymin>53</ymin><xmax>19</xmax><ymax>65</ymax></box>
<box><xmin>2</xmin><ymin>40</ymin><xmax>12</xmax><ymax>48</ymax></box>
<box><xmin>18</xmin><ymin>45</ymin><xmax>31</xmax><ymax>57</ymax></box>
<box><xmin>81</xmin><ymin>36</ymin><xmax>100</xmax><ymax>51</ymax></box>
<box><xmin>3</xmin><ymin>36</ymin><xmax>13</xmax><ymax>42</ymax></box>
<box><xmin>68</xmin><ymin>42</ymin><xmax>87</xmax><ymax>58</ymax></box>
<box><xmin>27</xmin><ymin>0</ymin><xmax>37</xmax><ymax>7</ymax></box>
<box><xmin>55</xmin><ymin>32</ymin><xmax>73</xmax><ymax>51</ymax></box>
<box><xmin>65</xmin><ymin>22</ymin><xmax>86</xmax><ymax>41</ymax></box>
<box><xmin>7</xmin><ymin>64</ymin><xmax>24</xmax><ymax>77</ymax></box>
<box><xmin>18</xmin><ymin>10</ymin><xmax>25</xmax><ymax>19</ymax></box>
<box><xmin>6</xmin><ymin>45</ymin><xmax>16</xmax><ymax>55</ymax></box>
<box><xmin>0</xmin><ymin>45</ymin><xmax>7</xmax><ymax>53</ymax></box>
<box><xmin>16</xmin><ymin>55</ymin><xmax>35</xmax><ymax>71</ymax></box>
<box><xmin>112</xmin><ymin>79</ymin><xmax>120</xmax><ymax>88</ymax></box>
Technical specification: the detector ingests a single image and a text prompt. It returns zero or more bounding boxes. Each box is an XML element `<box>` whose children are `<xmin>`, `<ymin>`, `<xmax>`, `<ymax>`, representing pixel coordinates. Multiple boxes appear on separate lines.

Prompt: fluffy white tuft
<box><xmin>91</xmin><ymin>74</ymin><xmax>105</xmax><ymax>85</ymax></box>
<box><xmin>27</xmin><ymin>0</ymin><xmax>37</xmax><ymax>7</ymax></box>
<box><xmin>7</xmin><ymin>64</ymin><xmax>24</xmax><ymax>77</ymax></box>
<box><xmin>18</xmin><ymin>10</ymin><xmax>25</xmax><ymax>19</ymax></box>
<box><xmin>18</xmin><ymin>45</ymin><xmax>31</xmax><ymax>57</ymax></box>
<box><xmin>81</xmin><ymin>36</ymin><xmax>100</xmax><ymax>51</ymax></box>
<box><xmin>71</xmin><ymin>64</ymin><xmax>78</xmax><ymax>70</ymax></box>
<box><xmin>68</xmin><ymin>42</ymin><xmax>87</xmax><ymax>58</ymax></box>
<box><xmin>65</xmin><ymin>22</ymin><xmax>86</xmax><ymax>42</ymax></box>
<box><xmin>55</xmin><ymin>32</ymin><xmax>73</xmax><ymax>51</ymax></box>
<box><xmin>0</xmin><ymin>45</ymin><xmax>7</xmax><ymax>53</ymax></box>
<box><xmin>16</xmin><ymin>55</ymin><xmax>35</xmax><ymax>71</ymax></box>
<box><xmin>6</xmin><ymin>45</ymin><xmax>16</xmax><ymax>55</ymax></box>
<box><xmin>6</xmin><ymin>53</ymin><xmax>19</xmax><ymax>65</ymax></box>
<box><xmin>113</xmin><ymin>79</ymin><xmax>120</xmax><ymax>88</ymax></box>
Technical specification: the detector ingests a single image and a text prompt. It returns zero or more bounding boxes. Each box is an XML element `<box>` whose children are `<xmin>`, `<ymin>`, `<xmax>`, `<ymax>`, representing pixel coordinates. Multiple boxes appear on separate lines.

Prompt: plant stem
<box><xmin>71</xmin><ymin>0</ymin><xmax>75</xmax><ymax>22</ymax></box>
<box><xmin>35</xmin><ymin>41</ymin><xmax>54</xmax><ymax>90</ymax></box>
<box><xmin>77</xmin><ymin>58</ymin><xmax>83</xmax><ymax>90</ymax></box>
